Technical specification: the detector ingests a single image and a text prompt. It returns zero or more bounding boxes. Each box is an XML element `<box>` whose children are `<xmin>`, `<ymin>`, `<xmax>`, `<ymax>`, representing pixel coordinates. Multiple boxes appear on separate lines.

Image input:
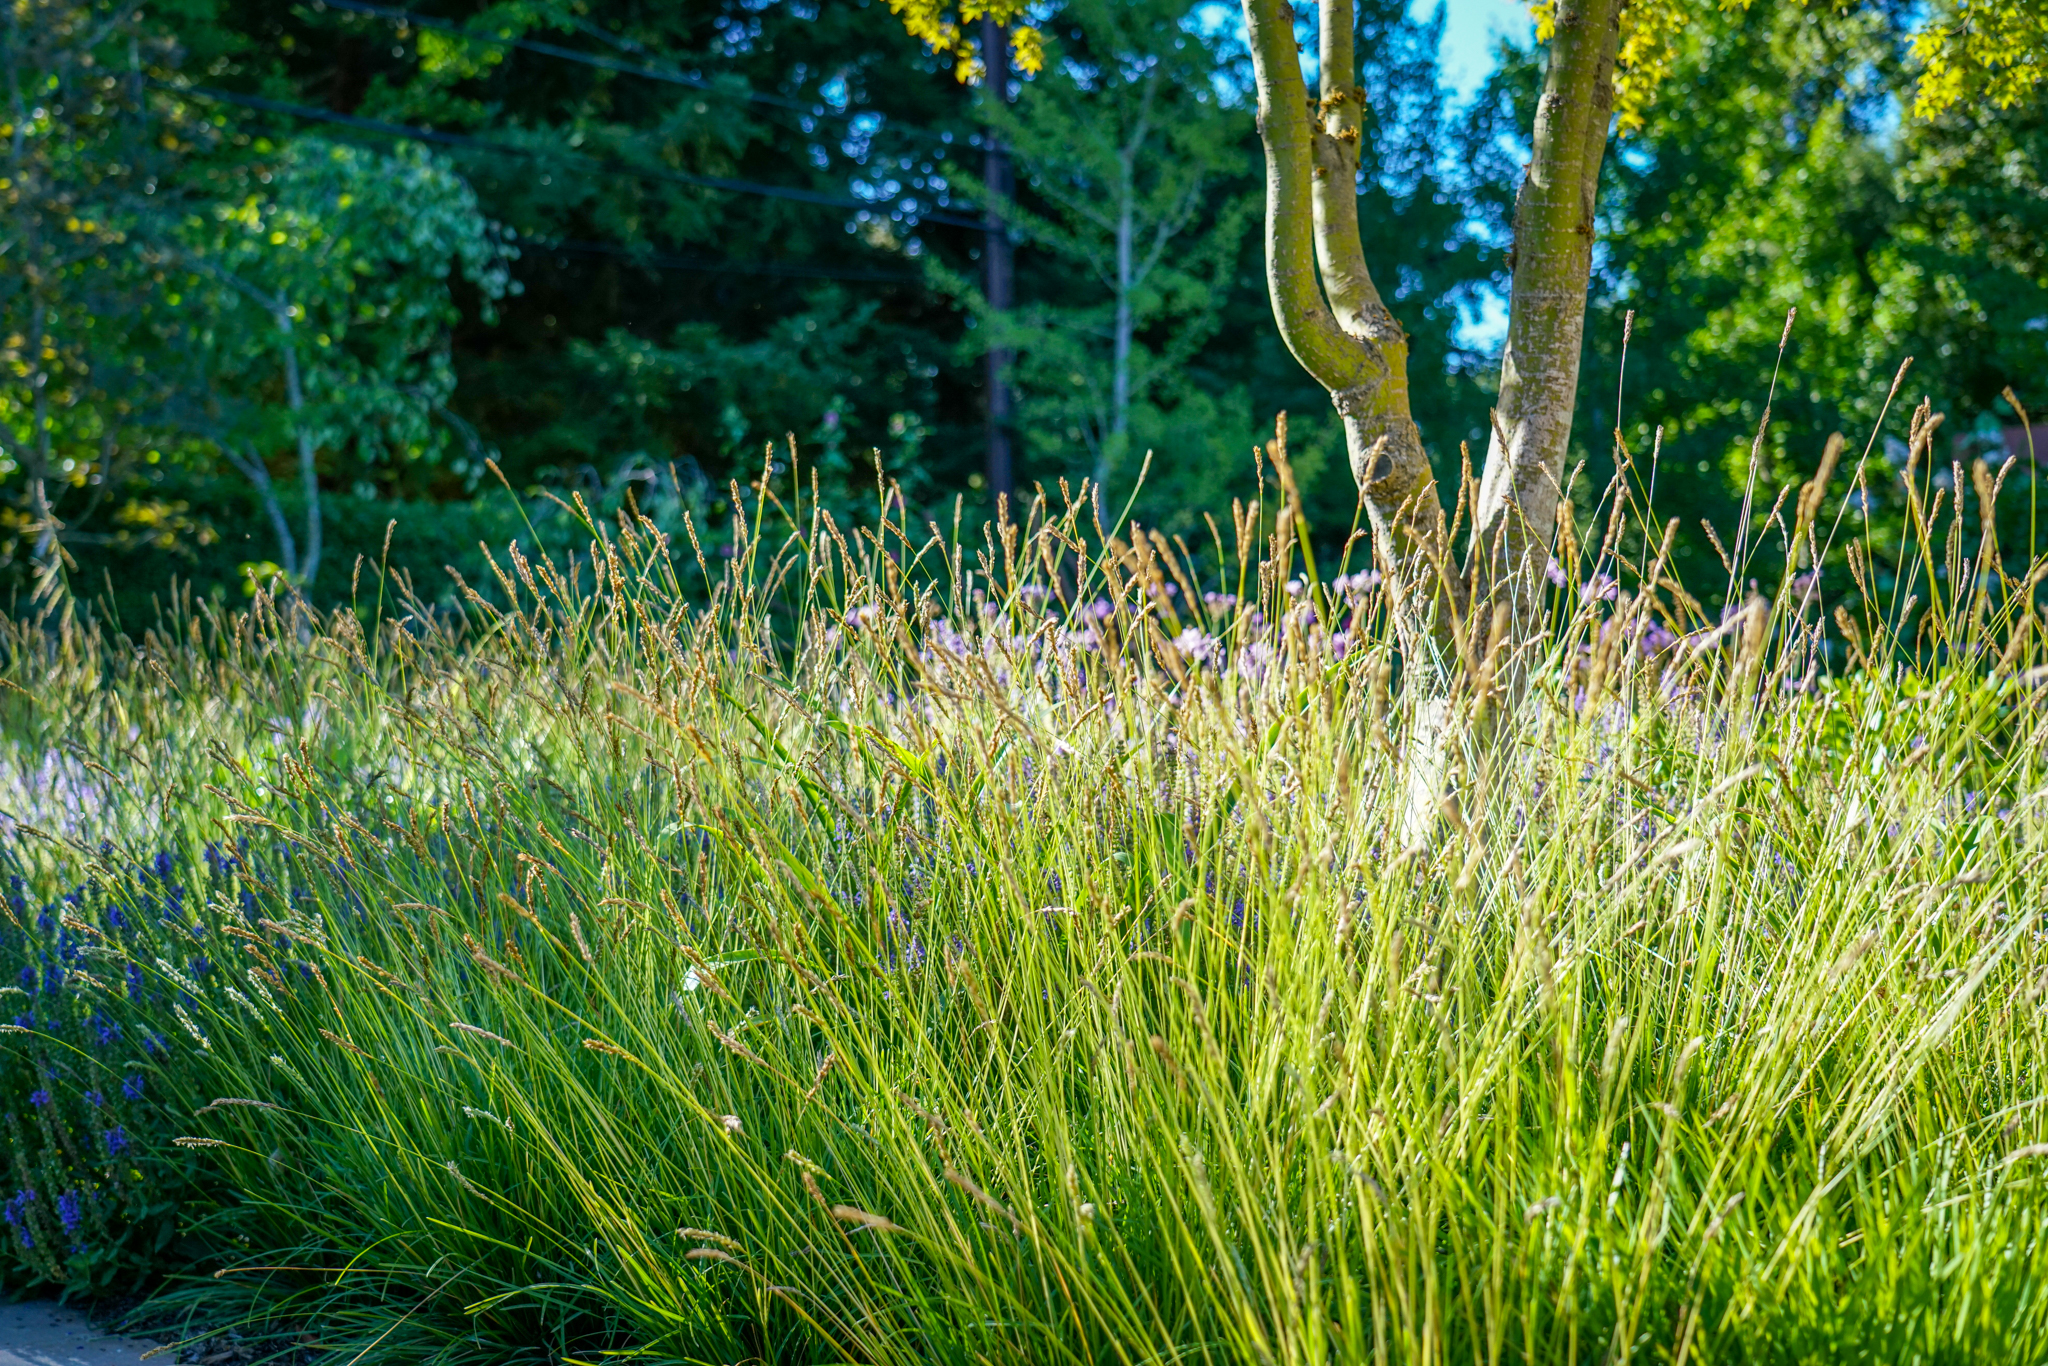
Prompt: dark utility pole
<box><xmin>980</xmin><ymin>15</ymin><xmax>1015</xmax><ymax>512</ymax></box>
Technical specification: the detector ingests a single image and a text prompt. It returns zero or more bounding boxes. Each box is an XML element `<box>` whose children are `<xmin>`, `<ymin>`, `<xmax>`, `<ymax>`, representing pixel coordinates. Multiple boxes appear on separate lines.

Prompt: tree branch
<box><xmin>224</xmin><ymin>444</ymin><xmax>298</xmax><ymax>580</ymax></box>
<box><xmin>1239</xmin><ymin>0</ymin><xmax>1378</xmax><ymax>394</ymax></box>
<box><xmin>1310</xmin><ymin>0</ymin><xmax>1388</xmax><ymax>340</ymax></box>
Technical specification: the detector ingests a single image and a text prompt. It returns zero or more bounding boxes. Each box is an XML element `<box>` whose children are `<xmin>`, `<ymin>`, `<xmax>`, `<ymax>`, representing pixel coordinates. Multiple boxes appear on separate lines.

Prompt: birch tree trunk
<box><xmin>276</xmin><ymin>311</ymin><xmax>323</xmax><ymax>588</ymax></box>
<box><xmin>25</xmin><ymin>301</ymin><xmax>59</xmax><ymax>580</ymax></box>
<box><xmin>224</xmin><ymin>443</ymin><xmax>298</xmax><ymax>580</ymax></box>
<box><xmin>1101</xmin><ymin>160</ymin><xmax>1134</xmax><ymax>511</ymax></box>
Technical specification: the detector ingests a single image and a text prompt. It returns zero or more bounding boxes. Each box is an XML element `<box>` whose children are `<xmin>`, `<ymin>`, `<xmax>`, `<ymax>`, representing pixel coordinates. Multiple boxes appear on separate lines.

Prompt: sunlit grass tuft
<box><xmin>2</xmin><ymin>423</ymin><xmax>2046</xmax><ymax>1364</ymax></box>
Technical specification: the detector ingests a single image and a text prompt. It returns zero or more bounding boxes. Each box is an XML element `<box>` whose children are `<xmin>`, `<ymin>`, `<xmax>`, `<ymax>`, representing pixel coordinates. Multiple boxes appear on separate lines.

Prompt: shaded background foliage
<box><xmin>1</xmin><ymin>0</ymin><xmax>2042</xmax><ymax>622</ymax></box>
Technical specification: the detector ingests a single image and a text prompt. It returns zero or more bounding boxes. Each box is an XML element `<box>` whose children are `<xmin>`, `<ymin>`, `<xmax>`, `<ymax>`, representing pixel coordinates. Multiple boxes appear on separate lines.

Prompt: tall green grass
<box><xmin>2</xmin><ymin>418</ymin><xmax>2046</xmax><ymax>1364</ymax></box>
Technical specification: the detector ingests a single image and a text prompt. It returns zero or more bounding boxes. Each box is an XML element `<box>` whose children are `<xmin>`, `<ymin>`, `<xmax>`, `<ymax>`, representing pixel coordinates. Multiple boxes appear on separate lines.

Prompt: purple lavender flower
<box><xmin>56</xmin><ymin>1191</ymin><xmax>81</xmax><ymax>1234</ymax></box>
<box><xmin>28</xmin><ymin>1089</ymin><xmax>50</xmax><ymax>1108</ymax></box>
<box><xmin>105</xmin><ymin>1127</ymin><xmax>128</xmax><ymax>1156</ymax></box>
<box><xmin>121</xmin><ymin>1074</ymin><xmax>144</xmax><ymax>1101</ymax></box>
<box><xmin>151</xmin><ymin>851</ymin><xmax>174</xmax><ymax>882</ymax></box>
<box><xmin>83</xmin><ymin>1090</ymin><xmax>103</xmax><ymax>1108</ymax></box>
<box><xmin>3</xmin><ymin>1191</ymin><xmax>33</xmax><ymax>1249</ymax></box>
<box><xmin>1172</xmin><ymin>627</ymin><xmax>1221</xmax><ymax>668</ymax></box>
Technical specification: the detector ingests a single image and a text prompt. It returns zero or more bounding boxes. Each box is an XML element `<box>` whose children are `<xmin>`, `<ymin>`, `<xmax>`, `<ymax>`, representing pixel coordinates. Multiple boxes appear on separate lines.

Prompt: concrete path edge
<box><xmin>0</xmin><ymin>1301</ymin><xmax>162</xmax><ymax>1366</ymax></box>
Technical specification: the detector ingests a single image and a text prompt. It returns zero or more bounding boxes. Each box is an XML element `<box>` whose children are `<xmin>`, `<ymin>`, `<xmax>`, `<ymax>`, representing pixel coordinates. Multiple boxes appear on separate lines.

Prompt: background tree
<box><xmin>941</xmin><ymin>0</ymin><xmax>1253</xmax><ymax>516</ymax></box>
<box><xmin>5</xmin><ymin>0</ymin><xmax>1007</xmax><ymax>610</ymax></box>
<box><xmin>0</xmin><ymin>0</ymin><xmax>212</xmax><ymax>595</ymax></box>
<box><xmin>166</xmin><ymin>137</ymin><xmax>512</xmax><ymax>591</ymax></box>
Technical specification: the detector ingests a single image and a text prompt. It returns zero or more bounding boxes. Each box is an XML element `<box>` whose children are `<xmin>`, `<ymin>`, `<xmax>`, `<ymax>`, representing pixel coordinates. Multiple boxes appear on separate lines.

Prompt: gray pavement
<box><xmin>0</xmin><ymin>1303</ymin><xmax>158</xmax><ymax>1366</ymax></box>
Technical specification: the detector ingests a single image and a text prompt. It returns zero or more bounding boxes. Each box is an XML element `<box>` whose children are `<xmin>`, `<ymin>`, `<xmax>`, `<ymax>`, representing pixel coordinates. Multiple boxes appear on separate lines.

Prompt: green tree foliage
<box><xmin>317</xmin><ymin>0</ymin><xmax>993</xmax><ymax>518</ymax></box>
<box><xmin>167</xmin><ymin>137</ymin><xmax>512</xmax><ymax>588</ymax></box>
<box><xmin>1909</xmin><ymin>0</ymin><xmax>2048</xmax><ymax>115</ymax></box>
<box><xmin>6</xmin><ymin>0</ymin><xmax>1007</xmax><ymax>611</ymax></box>
<box><xmin>1568</xmin><ymin>1</ymin><xmax>2048</xmax><ymax>602</ymax></box>
<box><xmin>2</xmin><ymin>1</ymin><xmax>516</xmax><ymax>605</ymax></box>
<box><xmin>0</xmin><ymin>0</ymin><xmax>209</xmax><ymax>591</ymax></box>
<box><xmin>4</xmin><ymin>0</ymin><xmax>1519</xmax><ymax>615</ymax></box>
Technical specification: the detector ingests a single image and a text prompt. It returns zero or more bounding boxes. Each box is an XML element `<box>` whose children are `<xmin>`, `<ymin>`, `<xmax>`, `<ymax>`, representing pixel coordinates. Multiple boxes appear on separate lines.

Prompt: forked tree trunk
<box><xmin>1242</xmin><ymin>0</ymin><xmax>1622</xmax><ymax>687</ymax></box>
<box><xmin>1242</xmin><ymin>0</ymin><xmax>1456</xmax><ymax>684</ymax></box>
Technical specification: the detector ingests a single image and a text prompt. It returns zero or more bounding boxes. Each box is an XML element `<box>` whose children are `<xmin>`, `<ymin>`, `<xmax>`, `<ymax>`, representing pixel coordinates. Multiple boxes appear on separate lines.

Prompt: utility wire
<box><xmin>308</xmin><ymin>0</ymin><xmax>967</xmax><ymax>151</ymax></box>
<box><xmin>543</xmin><ymin>238</ymin><xmax>921</xmax><ymax>283</ymax></box>
<box><xmin>173</xmin><ymin>84</ymin><xmax>988</xmax><ymax>231</ymax></box>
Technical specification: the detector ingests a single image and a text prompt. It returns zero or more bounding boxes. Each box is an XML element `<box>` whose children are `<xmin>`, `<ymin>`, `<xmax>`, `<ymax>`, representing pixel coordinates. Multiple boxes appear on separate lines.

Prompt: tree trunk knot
<box><xmin>1339</xmin><ymin>299</ymin><xmax>1405</xmax><ymax>348</ymax></box>
<box><xmin>1329</xmin><ymin>383</ymin><xmax>1380</xmax><ymax>418</ymax></box>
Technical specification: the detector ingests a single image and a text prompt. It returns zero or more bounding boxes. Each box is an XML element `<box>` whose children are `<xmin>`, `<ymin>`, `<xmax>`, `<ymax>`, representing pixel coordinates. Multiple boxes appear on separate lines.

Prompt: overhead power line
<box><xmin>543</xmin><ymin>238</ymin><xmax>921</xmax><ymax>283</ymax></box>
<box><xmin>308</xmin><ymin>0</ymin><xmax>965</xmax><ymax>151</ymax></box>
<box><xmin>173</xmin><ymin>84</ymin><xmax>987</xmax><ymax>232</ymax></box>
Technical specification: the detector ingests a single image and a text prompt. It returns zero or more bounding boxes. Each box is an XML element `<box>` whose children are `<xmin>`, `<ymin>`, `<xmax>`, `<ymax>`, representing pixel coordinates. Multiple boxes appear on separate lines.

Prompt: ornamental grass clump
<box><xmin>0</xmin><ymin>417</ymin><xmax>2044</xmax><ymax>1364</ymax></box>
